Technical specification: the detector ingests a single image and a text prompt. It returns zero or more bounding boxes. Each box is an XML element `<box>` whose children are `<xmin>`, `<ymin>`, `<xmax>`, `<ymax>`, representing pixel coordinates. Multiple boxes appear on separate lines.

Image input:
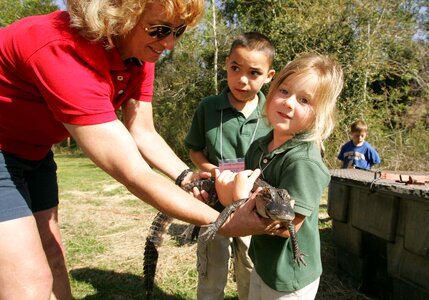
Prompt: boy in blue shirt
<box><xmin>185</xmin><ymin>32</ymin><xmax>275</xmax><ymax>300</ymax></box>
<box><xmin>337</xmin><ymin>119</ymin><xmax>381</xmax><ymax>170</ymax></box>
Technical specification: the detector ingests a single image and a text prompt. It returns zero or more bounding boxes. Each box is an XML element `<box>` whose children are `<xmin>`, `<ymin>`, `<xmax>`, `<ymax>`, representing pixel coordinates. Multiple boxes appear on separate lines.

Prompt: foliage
<box><xmin>0</xmin><ymin>0</ymin><xmax>58</xmax><ymax>26</ymax></box>
<box><xmin>155</xmin><ymin>0</ymin><xmax>428</xmax><ymax>171</ymax></box>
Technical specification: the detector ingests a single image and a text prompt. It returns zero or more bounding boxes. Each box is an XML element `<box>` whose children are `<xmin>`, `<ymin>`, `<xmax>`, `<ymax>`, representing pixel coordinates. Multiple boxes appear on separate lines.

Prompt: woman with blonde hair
<box><xmin>0</xmin><ymin>1</ymin><xmax>273</xmax><ymax>298</ymax></box>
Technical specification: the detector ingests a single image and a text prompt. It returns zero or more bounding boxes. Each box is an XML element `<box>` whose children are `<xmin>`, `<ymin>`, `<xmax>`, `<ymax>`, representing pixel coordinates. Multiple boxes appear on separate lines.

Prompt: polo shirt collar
<box><xmin>123</xmin><ymin>57</ymin><xmax>143</xmax><ymax>67</ymax></box>
<box><xmin>257</xmin><ymin>131</ymin><xmax>309</xmax><ymax>158</ymax></box>
<box><xmin>215</xmin><ymin>87</ymin><xmax>266</xmax><ymax>116</ymax></box>
<box><xmin>103</xmin><ymin>47</ymin><xmax>127</xmax><ymax>71</ymax></box>
<box><xmin>104</xmin><ymin>48</ymin><xmax>142</xmax><ymax>71</ymax></box>
<box><xmin>215</xmin><ymin>87</ymin><xmax>234</xmax><ymax>110</ymax></box>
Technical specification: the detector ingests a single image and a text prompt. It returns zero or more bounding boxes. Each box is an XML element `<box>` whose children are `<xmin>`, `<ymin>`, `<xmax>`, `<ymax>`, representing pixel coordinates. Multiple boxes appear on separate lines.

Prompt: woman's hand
<box><xmin>219</xmin><ymin>197</ymin><xmax>303</xmax><ymax>238</ymax></box>
<box><xmin>217</xmin><ymin>192</ymin><xmax>275</xmax><ymax>237</ymax></box>
<box><xmin>181</xmin><ymin>170</ymin><xmax>211</xmax><ymax>186</ymax></box>
<box><xmin>181</xmin><ymin>170</ymin><xmax>211</xmax><ymax>202</ymax></box>
<box><xmin>265</xmin><ymin>200</ymin><xmax>308</xmax><ymax>239</ymax></box>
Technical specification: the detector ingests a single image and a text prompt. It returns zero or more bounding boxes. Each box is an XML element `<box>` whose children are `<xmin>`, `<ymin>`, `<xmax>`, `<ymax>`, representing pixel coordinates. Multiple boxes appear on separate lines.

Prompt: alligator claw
<box><xmin>198</xmin><ymin>224</ymin><xmax>219</xmax><ymax>242</ymax></box>
<box><xmin>294</xmin><ymin>251</ymin><xmax>307</xmax><ymax>267</ymax></box>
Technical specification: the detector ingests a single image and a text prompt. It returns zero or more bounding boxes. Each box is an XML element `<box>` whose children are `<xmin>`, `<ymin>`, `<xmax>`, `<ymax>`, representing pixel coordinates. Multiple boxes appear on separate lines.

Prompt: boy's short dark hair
<box><xmin>229</xmin><ymin>32</ymin><xmax>275</xmax><ymax>67</ymax></box>
<box><xmin>351</xmin><ymin>120</ymin><xmax>368</xmax><ymax>133</ymax></box>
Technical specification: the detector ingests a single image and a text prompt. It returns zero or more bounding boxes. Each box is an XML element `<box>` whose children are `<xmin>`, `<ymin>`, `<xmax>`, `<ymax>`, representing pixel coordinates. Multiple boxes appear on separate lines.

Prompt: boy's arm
<box><xmin>189</xmin><ymin>149</ymin><xmax>218</xmax><ymax>176</ymax></box>
<box><xmin>368</xmin><ymin>145</ymin><xmax>381</xmax><ymax>166</ymax></box>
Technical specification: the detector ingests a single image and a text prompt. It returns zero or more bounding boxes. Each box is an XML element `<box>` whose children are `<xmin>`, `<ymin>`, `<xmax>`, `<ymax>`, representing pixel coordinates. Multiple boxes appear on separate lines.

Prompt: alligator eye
<box><xmin>266</xmin><ymin>201</ymin><xmax>277</xmax><ymax>212</ymax></box>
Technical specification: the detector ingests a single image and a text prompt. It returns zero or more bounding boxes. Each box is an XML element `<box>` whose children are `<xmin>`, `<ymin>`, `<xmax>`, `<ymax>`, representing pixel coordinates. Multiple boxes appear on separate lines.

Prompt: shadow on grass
<box><xmin>70</xmin><ymin>268</ymin><xmax>187</xmax><ymax>300</ymax></box>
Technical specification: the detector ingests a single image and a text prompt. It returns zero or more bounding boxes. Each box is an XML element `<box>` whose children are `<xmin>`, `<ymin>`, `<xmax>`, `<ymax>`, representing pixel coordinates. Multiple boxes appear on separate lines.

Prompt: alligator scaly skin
<box><xmin>143</xmin><ymin>178</ymin><xmax>216</xmax><ymax>298</ymax></box>
<box><xmin>143</xmin><ymin>212</ymin><xmax>173</xmax><ymax>299</ymax></box>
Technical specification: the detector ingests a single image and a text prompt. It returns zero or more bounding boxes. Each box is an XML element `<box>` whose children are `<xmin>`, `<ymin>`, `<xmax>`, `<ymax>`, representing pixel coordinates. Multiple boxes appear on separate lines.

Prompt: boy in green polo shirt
<box><xmin>185</xmin><ymin>32</ymin><xmax>276</xmax><ymax>300</ymax></box>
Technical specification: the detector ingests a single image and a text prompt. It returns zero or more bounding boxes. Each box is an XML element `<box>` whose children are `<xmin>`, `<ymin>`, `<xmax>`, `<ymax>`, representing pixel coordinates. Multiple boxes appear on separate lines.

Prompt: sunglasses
<box><xmin>144</xmin><ymin>24</ymin><xmax>187</xmax><ymax>39</ymax></box>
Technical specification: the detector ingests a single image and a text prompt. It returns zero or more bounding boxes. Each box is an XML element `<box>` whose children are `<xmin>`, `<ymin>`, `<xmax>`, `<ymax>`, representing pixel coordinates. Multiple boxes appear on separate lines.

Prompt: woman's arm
<box><xmin>64</xmin><ymin>120</ymin><xmax>273</xmax><ymax>236</ymax></box>
<box><xmin>64</xmin><ymin>120</ymin><xmax>215</xmax><ymax>224</ymax></box>
<box><xmin>121</xmin><ymin>99</ymin><xmax>190</xmax><ymax>181</ymax></box>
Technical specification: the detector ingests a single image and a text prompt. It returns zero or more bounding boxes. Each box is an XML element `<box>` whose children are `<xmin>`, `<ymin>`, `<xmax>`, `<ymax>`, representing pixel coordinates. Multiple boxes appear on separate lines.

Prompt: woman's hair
<box><xmin>229</xmin><ymin>32</ymin><xmax>276</xmax><ymax>68</ymax></box>
<box><xmin>67</xmin><ymin>0</ymin><xmax>204</xmax><ymax>47</ymax></box>
<box><xmin>264</xmin><ymin>52</ymin><xmax>344</xmax><ymax>143</ymax></box>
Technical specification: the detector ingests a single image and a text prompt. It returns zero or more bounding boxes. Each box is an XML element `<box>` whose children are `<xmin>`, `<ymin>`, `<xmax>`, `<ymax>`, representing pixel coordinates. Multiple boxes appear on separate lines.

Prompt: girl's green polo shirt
<box><xmin>245</xmin><ymin>131</ymin><xmax>331</xmax><ymax>292</ymax></box>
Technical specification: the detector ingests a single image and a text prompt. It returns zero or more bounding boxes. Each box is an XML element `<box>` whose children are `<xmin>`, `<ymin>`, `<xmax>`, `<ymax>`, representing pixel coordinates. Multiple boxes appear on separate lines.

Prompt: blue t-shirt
<box><xmin>337</xmin><ymin>140</ymin><xmax>381</xmax><ymax>170</ymax></box>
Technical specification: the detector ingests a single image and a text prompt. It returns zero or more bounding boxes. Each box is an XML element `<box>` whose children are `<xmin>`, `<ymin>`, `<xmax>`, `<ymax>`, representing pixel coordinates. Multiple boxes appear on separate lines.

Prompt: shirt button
<box><xmin>118</xmin><ymin>90</ymin><xmax>124</xmax><ymax>95</ymax></box>
<box><xmin>263</xmin><ymin>158</ymin><xmax>268</xmax><ymax>164</ymax></box>
<box><xmin>117</xmin><ymin>75</ymin><xmax>124</xmax><ymax>81</ymax></box>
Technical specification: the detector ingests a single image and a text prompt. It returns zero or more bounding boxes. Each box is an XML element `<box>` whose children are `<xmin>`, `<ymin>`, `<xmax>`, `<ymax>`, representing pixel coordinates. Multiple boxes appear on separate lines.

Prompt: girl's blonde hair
<box><xmin>265</xmin><ymin>52</ymin><xmax>344</xmax><ymax>143</ymax></box>
<box><xmin>67</xmin><ymin>0</ymin><xmax>204</xmax><ymax>48</ymax></box>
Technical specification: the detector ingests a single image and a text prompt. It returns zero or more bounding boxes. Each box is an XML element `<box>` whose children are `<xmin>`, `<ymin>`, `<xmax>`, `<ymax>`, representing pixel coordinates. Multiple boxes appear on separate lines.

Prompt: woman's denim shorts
<box><xmin>0</xmin><ymin>150</ymin><xmax>59</xmax><ymax>222</ymax></box>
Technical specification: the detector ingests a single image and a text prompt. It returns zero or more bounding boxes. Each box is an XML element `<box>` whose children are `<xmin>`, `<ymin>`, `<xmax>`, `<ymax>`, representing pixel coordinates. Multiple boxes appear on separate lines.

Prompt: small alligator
<box><xmin>199</xmin><ymin>178</ymin><xmax>306</xmax><ymax>266</ymax></box>
<box><xmin>143</xmin><ymin>177</ymin><xmax>305</xmax><ymax>298</ymax></box>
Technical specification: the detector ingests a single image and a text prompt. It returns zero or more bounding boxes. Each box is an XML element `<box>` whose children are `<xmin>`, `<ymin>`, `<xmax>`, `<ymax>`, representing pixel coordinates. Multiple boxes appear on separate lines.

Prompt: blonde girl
<box><xmin>218</xmin><ymin>52</ymin><xmax>344</xmax><ymax>300</ymax></box>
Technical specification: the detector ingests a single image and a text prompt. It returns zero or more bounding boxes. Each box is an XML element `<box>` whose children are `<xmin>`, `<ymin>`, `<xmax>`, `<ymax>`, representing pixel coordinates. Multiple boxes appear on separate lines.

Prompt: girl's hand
<box><xmin>214</xmin><ymin>168</ymin><xmax>261</xmax><ymax>207</ymax></box>
<box><xmin>213</xmin><ymin>169</ymin><xmax>236</xmax><ymax>206</ymax></box>
<box><xmin>232</xmin><ymin>168</ymin><xmax>261</xmax><ymax>201</ymax></box>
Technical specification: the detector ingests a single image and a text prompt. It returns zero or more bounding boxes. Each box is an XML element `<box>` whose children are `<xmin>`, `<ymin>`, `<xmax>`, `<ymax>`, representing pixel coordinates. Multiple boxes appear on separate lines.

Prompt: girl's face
<box><xmin>267</xmin><ymin>72</ymin><xmax>317</xmax><ymax>143</ymax></box>
<box><xmin>115</xmin><ymin>3</ymin><xmax>184</xmax><ymax>62</ymax></box>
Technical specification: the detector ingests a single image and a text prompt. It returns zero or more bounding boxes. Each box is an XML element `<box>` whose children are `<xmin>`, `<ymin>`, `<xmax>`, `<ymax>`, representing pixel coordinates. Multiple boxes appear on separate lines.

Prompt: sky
<box><xmin>54</xmin><ymin>0</ymin><xmax>66</xmax><ymax>10</ymax></box>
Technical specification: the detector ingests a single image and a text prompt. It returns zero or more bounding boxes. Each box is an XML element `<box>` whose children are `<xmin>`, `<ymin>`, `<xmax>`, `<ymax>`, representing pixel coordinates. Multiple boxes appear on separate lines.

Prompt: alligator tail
<box><xmin>143</xmin><ymin>178</ymin><xmax>217</xmax><ymax>297</ymax></box>
<box><xmin>143</xmin><ymin>212</ymin><xmax>173</xmax><ymax>299</ymax></box>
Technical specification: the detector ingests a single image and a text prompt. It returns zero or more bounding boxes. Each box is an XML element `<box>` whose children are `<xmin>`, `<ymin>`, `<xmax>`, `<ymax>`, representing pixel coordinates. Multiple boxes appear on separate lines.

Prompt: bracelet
<box><xmin>175</xmin><ymin>168</ymin><xmax>192</xmax><ymax>186</ymax></box>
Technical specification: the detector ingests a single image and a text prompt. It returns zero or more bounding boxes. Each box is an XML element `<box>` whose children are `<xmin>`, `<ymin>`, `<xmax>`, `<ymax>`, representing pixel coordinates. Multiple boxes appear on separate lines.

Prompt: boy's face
<box><xmin>226</xmin><ymin>47</ymin><xmax>275</xmax><ymax>103</ymax></box>
<box><xmin>351</xmin><ymin>131</ymin><xmax>367</xmax><ymax>146</ymax></box>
